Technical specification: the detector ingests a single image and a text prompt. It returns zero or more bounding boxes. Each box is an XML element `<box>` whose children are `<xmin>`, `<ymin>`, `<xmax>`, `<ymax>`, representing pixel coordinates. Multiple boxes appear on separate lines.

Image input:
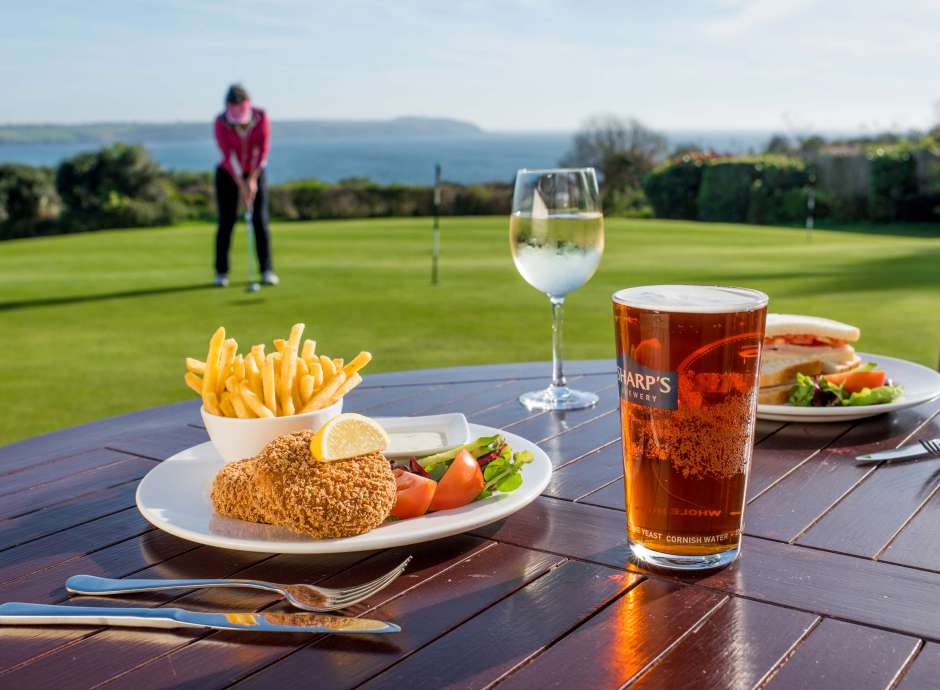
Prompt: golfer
<box><xmin>213</xmin><ymin>83</ymin><xmax>278</xmax><ymax>287</ymax></box>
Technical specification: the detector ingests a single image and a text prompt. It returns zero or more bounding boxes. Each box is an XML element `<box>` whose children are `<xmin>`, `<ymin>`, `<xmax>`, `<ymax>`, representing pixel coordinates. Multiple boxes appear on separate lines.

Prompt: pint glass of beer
<box><xmin>612</xmin><ymin>285</ymin><xmax>768</xmax><ymax>570</ymax></box>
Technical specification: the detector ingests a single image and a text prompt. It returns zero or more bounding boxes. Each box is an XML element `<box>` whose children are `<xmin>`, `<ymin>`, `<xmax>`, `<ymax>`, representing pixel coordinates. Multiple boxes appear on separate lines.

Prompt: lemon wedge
<box><xmin>309</xmin><ymin>413</ymin><xmax>390</xmax><ymax>461</ymax></box>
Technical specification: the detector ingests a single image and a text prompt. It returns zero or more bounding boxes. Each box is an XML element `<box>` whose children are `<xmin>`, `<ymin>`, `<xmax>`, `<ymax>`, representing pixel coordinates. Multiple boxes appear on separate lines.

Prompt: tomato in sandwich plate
<box><xmin>823</xmin><ymin>369</ymin><xmax>887</xmax><ymax>394</ymax></box>
<box><xmin>390</xmin><ymin>468</ymin><xmax>436</xmax><ymax>519</ymax></box>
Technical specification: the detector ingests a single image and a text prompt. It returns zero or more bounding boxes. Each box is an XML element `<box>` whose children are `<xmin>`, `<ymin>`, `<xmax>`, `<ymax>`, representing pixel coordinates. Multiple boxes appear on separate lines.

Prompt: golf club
<box><xmin>244</xmin><ymin>203</ymin><xmax>261</xmax><ymax>293</ymax></box>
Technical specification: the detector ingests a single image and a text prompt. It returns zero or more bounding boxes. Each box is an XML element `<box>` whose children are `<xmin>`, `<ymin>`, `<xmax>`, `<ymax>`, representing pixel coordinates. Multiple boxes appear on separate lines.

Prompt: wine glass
<box><xmin>510</xmin><ymin>168</ymin><xmax>605</xmax><ymax>410</ymax></box>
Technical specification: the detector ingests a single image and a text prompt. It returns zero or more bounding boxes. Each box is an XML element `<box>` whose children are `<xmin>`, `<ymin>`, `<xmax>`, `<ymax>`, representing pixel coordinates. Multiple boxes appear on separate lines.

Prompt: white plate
<box><xmin>136</xmin><ymin>423</ymin><xmax>550</xmax><ymax>554</ymax></box>
<box><xmin>376</xmin><ymin>414</ymin><xmax>470</xmax><ymax>459</ymax></box>
<box><xmin>757</xmin><ymin>353</ymin><xmax>940</xmax><ymax>422</ymax></box>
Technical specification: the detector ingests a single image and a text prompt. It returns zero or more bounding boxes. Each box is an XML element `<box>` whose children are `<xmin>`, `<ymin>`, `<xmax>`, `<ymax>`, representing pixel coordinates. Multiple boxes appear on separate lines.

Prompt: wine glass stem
<box><xmin>550</xmin><ymin>296</ymin><xmax>567</xmax><ymax>389</ymax></box>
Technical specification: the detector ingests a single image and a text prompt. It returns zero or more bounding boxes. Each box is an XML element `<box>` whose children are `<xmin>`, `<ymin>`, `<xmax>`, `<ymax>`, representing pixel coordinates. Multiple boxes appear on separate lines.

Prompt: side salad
<box><xmin>388</xmin><ymin>435</ymin><xmax>533</xmax><ymax>519</ymax></box>
<box><xmin>788</xmin><ymin>363</ymin><xmax>903</xmax><ymax>407</ymax></box>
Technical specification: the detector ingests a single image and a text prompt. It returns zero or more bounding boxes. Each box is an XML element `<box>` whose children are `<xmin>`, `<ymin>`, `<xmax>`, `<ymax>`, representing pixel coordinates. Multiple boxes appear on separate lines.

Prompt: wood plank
<box><xmin>468</xmin><ymin>376</ymin><xmax>611</xmax><ymax>430</ymax></box>
<box><xmin>0</xmin><ymin>400</ymin><xmax>199</xmax><ymax>472</ymax></box>
<box><xmin>352</xmin><ymin>380</ymin><xmax>517</xmax><ymax>419</ymax></box>
<box><xmin>359</xmin><ymin>359</ymin><xmax>614</xmax><ymax>388</ymax></box>
<box><xmin>93</xmin><ymin>536</ymin><xmax>493</xmax><ymax>690</ymax></box>
<box><xmin>475</xmin><ymin>496</ymin><xmax>940</xmax><ymax>641</ymax></box>
<box><xmin>630</xmin><ymin>597</ymin><xmax>818</xmax><ymax>690</ymax></box>
<box><xmin>0</xmin><ymin>448</ymin><xmax>142</xmax><ymax>495</ymax></box>
<box><xmin>503</xmin><ymin>385</ymin><xmax>618</xmax><ymax>443</ymax></box>
<box><xmin>535</xmin><ymin>410</ymin><xmax>621</xmax><ymax>468</ymax></box>
<box><xmin>359</xmin><ymin>560</ymin><xmax>640</xmax><ymax>690</ymax></box>
<box><xmin>744</xmin><ymin>398</ymin><xmax>940</xmax><ymax>543</ymax></box>
<box><xmin>472</xmin><ymin>496</ymin><xmax>631</xmax><ymax>569</ymax></box>
<box><xmin>577</xmin><ymin>477</ymin><xmax>625</xmax><ymax>510</ymax></box>
<box><xmin>0</xmin><ymin>455</ymin><xmax>153</xmax><ymax>520</ymax></box>
<box><xmin>0</xmin><ymin>530</ymin><xmax>196</xmax><ymax>672</ymax></box>
<box><xmin>0</xmin><ymin>546</ymin><xmax>273</xmax><ymax>687</ymax></box>
<box><xmin>762</xmin><ymin>618</ymin><xmax>919</xmax><ymax>690</ymax></box>
<box><xmin>879</xmin><ymin>471</ymin><xmax>940</xmax><ymax>571</ymax></box>
<box><xmin>230</xmin><ymin>543</ymin><xmax>563</xmax><ymax>690</ymax></box>
<box><xmin>495</xmin><ymin>579</ymin><xmax>726</xmax><ymax>689</ymax></box>
<box><xmin>796</xmin><ymin>414</ymin><xmax>940</xmax><ymax>558</ymax></box>
<box><xmin>698</xmin><ymin>536</ymin><xmax>940</xmax><ymax>642</ymax></box>
<box><xmin>0</xmin><ymin>481</ymin><xmax>138</xmax><ymax>551</ymax></box>
<box><xmin>0</xmin><ymin>508</ymin><xmax>150</xmax><ymax>584</ymax></box>
<box><xmin>544</xmin><ymin>441</ymin><xmax>623</xmax><ymax>501</ymax></box>
<box><xmin>105</xmin><ymin>424</ymin><xmax>208</xmax><ymax>461</ymax></box>
<box><xmin>746</xmin><ymin>421</ymin><xmax>854</xmax><ymax>499</ymax></box>
<box><xmin>896</xmin><ymin>642</ymin><xmax>940</xmax><ymax>689</ymax></box>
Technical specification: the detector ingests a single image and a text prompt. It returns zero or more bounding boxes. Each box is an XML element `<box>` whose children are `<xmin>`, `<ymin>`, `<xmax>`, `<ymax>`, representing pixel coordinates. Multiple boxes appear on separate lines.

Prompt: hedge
<box><xmin>644</xmin><ymin>155</ymin><xmax>810</xmax><ymax>225</ymax></box>
<box><xmin>644</xmin><ymin>158</ymin><xmax>703</xmax><ymax>219</ymax></box>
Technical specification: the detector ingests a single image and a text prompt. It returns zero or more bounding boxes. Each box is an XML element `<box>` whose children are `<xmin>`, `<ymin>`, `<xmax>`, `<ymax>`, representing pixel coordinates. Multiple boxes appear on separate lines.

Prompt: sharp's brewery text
<box><xmin>618</xmin><ymin>354</ymin><xmax>678</xmax><ymax>410</ymax></box>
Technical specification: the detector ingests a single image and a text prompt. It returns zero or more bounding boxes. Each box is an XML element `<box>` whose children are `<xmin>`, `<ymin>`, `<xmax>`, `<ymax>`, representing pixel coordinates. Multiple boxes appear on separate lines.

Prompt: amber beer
<box><xmin>612</xmin><ymin>285</ymin><xmax>767</xmax><ymax>570</ymax></box>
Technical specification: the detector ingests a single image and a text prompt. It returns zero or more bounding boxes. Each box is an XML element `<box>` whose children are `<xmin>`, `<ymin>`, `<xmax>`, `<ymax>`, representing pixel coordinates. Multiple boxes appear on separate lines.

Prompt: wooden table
<box><xmin>2</xmin><ymin>360</ymin><xmax>940</xmax><ymax>689</ymax></box>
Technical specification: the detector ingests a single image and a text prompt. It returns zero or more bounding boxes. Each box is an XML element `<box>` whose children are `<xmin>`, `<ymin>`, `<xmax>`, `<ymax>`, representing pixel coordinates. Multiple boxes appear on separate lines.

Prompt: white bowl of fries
<box><xmin>200</xmin><ymin>398</ymin><xmax>343</xmax><ymax>462</ymax></box>
<box><xmin>184</xmin><ymin>323</ymin><xmax>371</xmax><ymax>463</ymax></box>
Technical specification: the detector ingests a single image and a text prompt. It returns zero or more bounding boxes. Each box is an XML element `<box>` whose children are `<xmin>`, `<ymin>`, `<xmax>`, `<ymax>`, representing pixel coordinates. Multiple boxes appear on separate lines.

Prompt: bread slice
<box><xmin>759</xmin><ymin>384</ymin><xmax>793</xmax><ymax>404</ymax></box>
<box><xmin>821</xmin><ymin>354</ymin><xmax>862</xmax><ymax>374</ymax></box>
<box><xmin>765</xmin><ymin>314</ymin><xmax>860</xmax><ymax>342</ymax></box>
<box><xmin>760</xmin><ymin>356</ymin><xmax>823</xmax><ymax>387</ymax></box>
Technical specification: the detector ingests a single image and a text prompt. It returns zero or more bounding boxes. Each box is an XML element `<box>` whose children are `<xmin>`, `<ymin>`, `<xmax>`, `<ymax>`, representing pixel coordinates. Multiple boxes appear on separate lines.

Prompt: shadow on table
<box><xmin>0</xmin><ymin>282</ymin><xmax>215</xmax><ymax>312</ymax></box>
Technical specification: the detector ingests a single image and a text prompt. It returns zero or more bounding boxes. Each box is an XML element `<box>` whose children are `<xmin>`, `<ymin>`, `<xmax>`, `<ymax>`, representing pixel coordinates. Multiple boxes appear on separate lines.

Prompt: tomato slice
<box><xmin>390</xmin><ymin>468</ymin><xmax>437</xmax><ymax>519</ymax></box>
<box><xmin>823</xmin><ymin>369</ymin><xmax>886</xmax><ymax>394</ymax></box>
<box><xmin>429</xmin><ymin>449</ymin><xmax>484</xmax><ymax>511</ymax></box>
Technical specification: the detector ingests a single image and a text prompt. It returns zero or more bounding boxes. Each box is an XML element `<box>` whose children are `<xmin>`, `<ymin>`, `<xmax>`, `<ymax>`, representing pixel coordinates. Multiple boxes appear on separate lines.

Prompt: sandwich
<box><xmin>759</xmin><ymin>314</ymin><xmax>861</xmax><ymax>404</ymax></box>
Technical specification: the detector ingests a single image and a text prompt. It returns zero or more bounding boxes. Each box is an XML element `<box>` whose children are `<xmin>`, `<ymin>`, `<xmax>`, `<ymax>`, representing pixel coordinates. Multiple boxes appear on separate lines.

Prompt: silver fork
<box><xmin>924</xmin><ymin>438</ymin><xmax>940</xmax><ymax>457</ymax></box>
<box><xmin>65</xmin><ymin>556</ymin><xmax>412</xmax><ymax>612</ymax></box>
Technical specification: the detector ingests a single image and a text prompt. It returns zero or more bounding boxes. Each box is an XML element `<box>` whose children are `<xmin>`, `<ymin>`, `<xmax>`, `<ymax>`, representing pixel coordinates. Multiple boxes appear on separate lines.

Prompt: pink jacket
<box><xmin>214</xmin><ymin>107</ymin><xmax>270</xmax><ymax>178</ymax></box>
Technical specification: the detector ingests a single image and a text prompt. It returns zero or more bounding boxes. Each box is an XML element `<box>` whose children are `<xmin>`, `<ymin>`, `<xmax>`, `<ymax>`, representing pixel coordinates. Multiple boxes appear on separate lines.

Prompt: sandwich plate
<box><xmin>135</xmin><ymin>423</ymin><xmax>550</xmax><ymax>554</ymax></box>
<box><xmin>757</xmin><ymin>353</ymin><xmax>940</xmax><ymax>422</ymax></box>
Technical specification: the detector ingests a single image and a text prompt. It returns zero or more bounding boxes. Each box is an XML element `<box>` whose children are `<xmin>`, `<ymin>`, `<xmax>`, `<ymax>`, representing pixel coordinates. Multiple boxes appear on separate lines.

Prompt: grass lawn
<box><xmin>1</xmin><ymin>217</ymin><xmax>938</xmax><ymax>445</ymax></box>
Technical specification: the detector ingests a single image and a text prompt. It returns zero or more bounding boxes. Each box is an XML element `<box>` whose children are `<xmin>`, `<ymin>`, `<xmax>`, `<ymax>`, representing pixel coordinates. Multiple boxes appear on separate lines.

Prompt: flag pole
<box><xmin>431</xmin><ymin>163</ymin><xmax>441</xmax><ymax>286</ymax></box>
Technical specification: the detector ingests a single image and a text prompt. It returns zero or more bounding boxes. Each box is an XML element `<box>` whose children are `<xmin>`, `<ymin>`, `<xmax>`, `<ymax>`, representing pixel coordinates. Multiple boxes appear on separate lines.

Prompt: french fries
<box><xmin>184</xmin><ymin>324</ymin><xmax>370</xmax><ymax>418</ymax></box>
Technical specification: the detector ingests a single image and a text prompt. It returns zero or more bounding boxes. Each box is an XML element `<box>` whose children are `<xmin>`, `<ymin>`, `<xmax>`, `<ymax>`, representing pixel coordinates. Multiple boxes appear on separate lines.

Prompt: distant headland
<box><xmin>0</xmin><ymin>116</ymin><xmax>485</xmax><ymax>145</ymax></box>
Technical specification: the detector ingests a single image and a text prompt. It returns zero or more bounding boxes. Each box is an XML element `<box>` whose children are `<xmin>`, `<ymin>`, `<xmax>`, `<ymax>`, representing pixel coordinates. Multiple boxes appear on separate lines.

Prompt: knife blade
<box><xmin>0</xmin><ymin>602</ymin><xmax>399</xmax><ymax>634</ymax></box>
<box><xmin>856</xmin><ymin>440</ymin><xmax>938</xmax><ymax>464</ymax></box>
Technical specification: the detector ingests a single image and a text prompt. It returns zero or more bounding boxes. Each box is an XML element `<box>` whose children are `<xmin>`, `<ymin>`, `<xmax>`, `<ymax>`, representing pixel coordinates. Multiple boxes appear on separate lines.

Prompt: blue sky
<box><xmin>2</xmin><ymin>0</ymin><xmax>938</xmax><ymax>132</ymax></box>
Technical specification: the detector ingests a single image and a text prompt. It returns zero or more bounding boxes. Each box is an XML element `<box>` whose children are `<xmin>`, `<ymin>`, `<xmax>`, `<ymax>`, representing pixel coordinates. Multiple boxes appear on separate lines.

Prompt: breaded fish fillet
<box><xmin>210</xmin><ymin>431</ymin><xmax>396</xmax><ymax>539</ymax></box>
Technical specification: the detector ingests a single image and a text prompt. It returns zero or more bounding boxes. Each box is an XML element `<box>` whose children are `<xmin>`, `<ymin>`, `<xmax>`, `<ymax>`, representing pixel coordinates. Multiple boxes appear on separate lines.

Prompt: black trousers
<box><xmin>215</xmin><ymin>166</ymin><xmax>273</xmax><ymax>274</ymax></box>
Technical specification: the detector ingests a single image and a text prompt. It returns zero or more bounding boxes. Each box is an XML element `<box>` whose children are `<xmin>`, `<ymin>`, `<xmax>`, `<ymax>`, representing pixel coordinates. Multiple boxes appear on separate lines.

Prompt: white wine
<box><xmin>509</xmin><ymin>211</ymin><xmax>605</xmax><ymax>297</ymax></box>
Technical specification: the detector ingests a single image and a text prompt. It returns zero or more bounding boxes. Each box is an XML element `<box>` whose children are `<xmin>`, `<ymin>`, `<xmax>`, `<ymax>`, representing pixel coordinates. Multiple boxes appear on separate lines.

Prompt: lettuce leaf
<box><xmin>841</xmin><ymin>385</ymin><xmax>903</xmax><ymax>406</ymax></box>
<box><xmin>788</xmin><ymin>373</ymin><xmax>817</xmax><ymax>406</ymax></box>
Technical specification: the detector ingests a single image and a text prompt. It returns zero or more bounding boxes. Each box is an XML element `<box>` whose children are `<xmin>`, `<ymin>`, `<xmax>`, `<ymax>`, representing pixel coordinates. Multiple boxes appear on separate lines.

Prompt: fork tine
<box><xmin>325</xmin><ymin>559</ymin><xmax>411</xmax><ymax>603</ymax></box>
<box><xmin>323</xmin><ymin>557</ymin><xmax>412</xmax><ymax>607</ymax></box>
<box><xmin>923</xmin><ymin>439</ymin><xmax>940</xmax><ymax>455</ymax></box>
<box><xmin>319</xmin><ymin>557</ymin><xmax>412</xmax><ymax>598</ymax></box>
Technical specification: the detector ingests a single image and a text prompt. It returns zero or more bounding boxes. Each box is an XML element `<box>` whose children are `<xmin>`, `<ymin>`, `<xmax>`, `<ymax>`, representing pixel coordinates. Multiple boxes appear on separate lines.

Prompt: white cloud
<box><xmin>701</xmin><ymin>0</ymin><xmax>817</xmax><ymax>38</ymax></box>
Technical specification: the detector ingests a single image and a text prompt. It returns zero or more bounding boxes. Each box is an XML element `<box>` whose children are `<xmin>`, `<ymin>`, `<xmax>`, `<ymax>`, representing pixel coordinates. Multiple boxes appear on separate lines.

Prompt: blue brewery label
<box><xmin>617</xmin><ymin>353</ymin><xmax>678</xmax><ymax>410</ymax></box>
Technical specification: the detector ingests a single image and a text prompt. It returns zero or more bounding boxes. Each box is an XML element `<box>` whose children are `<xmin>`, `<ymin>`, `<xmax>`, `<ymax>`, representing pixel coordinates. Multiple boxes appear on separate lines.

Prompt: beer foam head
<box><xmin>612</xmin><ymin>285</ymin><xmax>768</xmax><ymax>313</ymax></box>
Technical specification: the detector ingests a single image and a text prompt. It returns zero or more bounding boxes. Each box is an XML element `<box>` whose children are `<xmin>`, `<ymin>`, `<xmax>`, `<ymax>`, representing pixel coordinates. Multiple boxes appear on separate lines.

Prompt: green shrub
<box><xmin>747</xmin><ymin>158</ymin><xmax>809</xmax><ymax>225</ymax></box>
<box><xmin>55</xmin><ymin>143</ymin><xmax>182</xmax><ymax>231</ymax></box>
<box><xmin>168</xmin><ymin>170</ymin><xmax>214</xmax><ymax>221</ymax></box>
<box><xmin>644</xmin><ymin>158</ymin><xmax>703</xmax><ymax>219</ymax></box>
<box><xmin>697</xmin><ymin>160</ymin><xmax>759</xmax><ymax>222</ymax></box>
<box><xmin>268</xmin><ymin>179</ymin><xmax>509</xmax><ymax>220</ymax></box>
<box><xmin>0</xmin><ymin>165</ymin><xmax>60</xmax><ymax>239</ymax></box>
<box><xmin>869</xmin><ymin>146</ymin><xmax>920</xmax><ymax>222</ymax></box>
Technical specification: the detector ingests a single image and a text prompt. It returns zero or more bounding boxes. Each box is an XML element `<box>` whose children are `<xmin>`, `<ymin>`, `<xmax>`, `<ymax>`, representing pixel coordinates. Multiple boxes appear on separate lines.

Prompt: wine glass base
<box><xmin>518</xmin><ymin>386</ymin><xmax>599</xmax><ymax>411</ymax></box>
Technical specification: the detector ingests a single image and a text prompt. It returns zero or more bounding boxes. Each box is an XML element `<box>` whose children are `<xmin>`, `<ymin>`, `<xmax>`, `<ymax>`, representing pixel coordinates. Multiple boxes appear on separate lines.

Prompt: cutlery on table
<box><xmin>856</xmin><ymin>438</ymin><xmax>940</xmax><ymax>464</ymax></box>
<box><xmin>0</xmin><ymin>602</ymin><xmax>399</xmax><ymax>634</ymax></box>
<box><xmin>65</xmin><ymin>556</ymin><xmax>412</xmax><ymax>612</ymax></box>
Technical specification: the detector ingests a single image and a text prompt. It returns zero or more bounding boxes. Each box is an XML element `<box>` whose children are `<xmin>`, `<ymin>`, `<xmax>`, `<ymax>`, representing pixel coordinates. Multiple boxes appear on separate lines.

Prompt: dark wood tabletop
<box><xmin>2</xmin><ymin>359</ymin><xmax>940</xmax><ymax>689</ymax></box>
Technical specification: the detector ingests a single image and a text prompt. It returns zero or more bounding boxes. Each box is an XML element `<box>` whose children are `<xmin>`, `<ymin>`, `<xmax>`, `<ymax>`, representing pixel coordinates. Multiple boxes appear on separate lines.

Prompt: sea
<box><xmin>0</xmin><ymin>130</ymin><xmax>774</xmax><ymax>185</ymax></box>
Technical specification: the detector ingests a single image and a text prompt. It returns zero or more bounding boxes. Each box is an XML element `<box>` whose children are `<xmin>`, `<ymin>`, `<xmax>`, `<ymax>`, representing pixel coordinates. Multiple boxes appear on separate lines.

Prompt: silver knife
<box><xmin>856</xmin><ymin>438</ymin><xmax>940</xmax><ymax>464</ymax></box>
<box><xmin>0</xmin><ymin>602</ymin><xmax>399</xmax><ymax>634</ymax></box>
